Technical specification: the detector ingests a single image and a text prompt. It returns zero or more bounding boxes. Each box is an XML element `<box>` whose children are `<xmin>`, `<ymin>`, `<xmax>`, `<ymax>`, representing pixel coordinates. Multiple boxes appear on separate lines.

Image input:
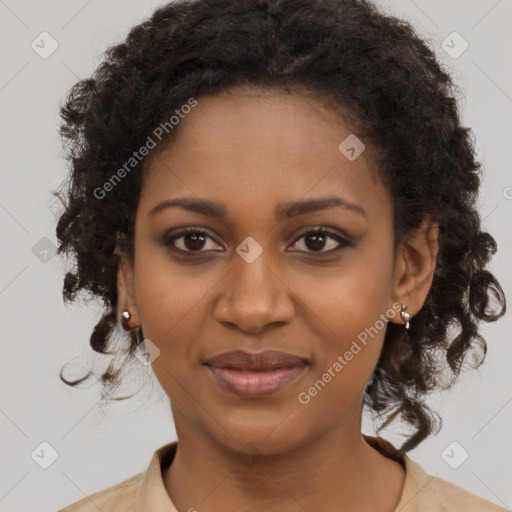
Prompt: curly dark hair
<box><xmin>53</xmin><ymin>0</ymin><xmax>506</xmax><ymax>452</ymax></box>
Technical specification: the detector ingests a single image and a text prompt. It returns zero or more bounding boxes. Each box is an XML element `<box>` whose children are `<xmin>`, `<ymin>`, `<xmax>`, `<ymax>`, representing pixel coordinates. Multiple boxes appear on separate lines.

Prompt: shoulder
<box><xmin>398</xmin><ymin>455</ymin><xmax>508</xmax><ymax>512</ymax></box>
<box><xmin>57</xmin><ymin>472</ymin><xmax>144</xmax><ymax>512</ymax></box>
<box><xmin>57</xmin><ymin>441</ymin><xmax>179</xmax><ymax>512</ymax></box>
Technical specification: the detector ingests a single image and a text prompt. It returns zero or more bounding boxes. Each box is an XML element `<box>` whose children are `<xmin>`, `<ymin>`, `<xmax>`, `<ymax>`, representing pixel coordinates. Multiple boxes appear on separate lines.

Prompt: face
<box><xmin>117</xmin><ymin>85</ymin><xmax>437</xmax><ymax>456</ymax></box>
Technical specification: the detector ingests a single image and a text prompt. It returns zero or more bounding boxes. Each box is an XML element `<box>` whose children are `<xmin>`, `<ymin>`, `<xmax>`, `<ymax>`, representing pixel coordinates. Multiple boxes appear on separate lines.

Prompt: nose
<box><xmin>214</xmin><ymin>249</ymin><xmax>295</xmax><ymax>334</ymax></box>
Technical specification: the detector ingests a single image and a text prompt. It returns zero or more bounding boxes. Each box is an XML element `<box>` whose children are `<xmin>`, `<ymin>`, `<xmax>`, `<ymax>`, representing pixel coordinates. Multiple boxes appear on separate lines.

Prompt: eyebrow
<box><xmin>148</xmin><ymin>195</ymin><xmax>367</xmax><ymax>220</ymax></box>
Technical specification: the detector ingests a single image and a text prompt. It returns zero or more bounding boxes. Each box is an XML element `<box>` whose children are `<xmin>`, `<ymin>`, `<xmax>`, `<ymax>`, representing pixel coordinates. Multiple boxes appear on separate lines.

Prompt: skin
<box><xmin>116</xmin><ymin>85</ymin><xmax>439</xmax><ymax>512</ymax></box>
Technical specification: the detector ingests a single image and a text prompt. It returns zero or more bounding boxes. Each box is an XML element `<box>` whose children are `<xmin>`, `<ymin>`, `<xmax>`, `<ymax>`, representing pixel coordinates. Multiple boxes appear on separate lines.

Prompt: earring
<box><xmin>400</xmin><ymin>304</ymin><xmax>411</xmax><ymax>330</ymax></box>
<box><xmin>121</xmin><ymin>309</ymin><xmax>141</xmax><ymax>332</ymax></box>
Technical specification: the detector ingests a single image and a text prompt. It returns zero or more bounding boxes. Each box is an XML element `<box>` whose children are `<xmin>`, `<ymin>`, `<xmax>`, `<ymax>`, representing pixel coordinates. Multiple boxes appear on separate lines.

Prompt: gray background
<box><xmin>0</xmin><ymin>0</ymin><xmax>511</xmax><ymax>510</ymax></box>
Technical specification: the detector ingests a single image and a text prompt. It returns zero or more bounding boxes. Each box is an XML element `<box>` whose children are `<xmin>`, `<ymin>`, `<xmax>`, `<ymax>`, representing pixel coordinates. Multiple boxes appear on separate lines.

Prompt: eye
<box><xmin>163</xmin><ymin>226</ymin><xmax>351</xmax><ymax>256</ymax></box>
<box><xmin>288</xmin><ymin>227</ymin><xmax>350</xmax><ymax>255</ymax></box>
<box><xmin>164</xmin><ymin>228</ymin><xmax>223</xmax><ymax>253</ymax></box>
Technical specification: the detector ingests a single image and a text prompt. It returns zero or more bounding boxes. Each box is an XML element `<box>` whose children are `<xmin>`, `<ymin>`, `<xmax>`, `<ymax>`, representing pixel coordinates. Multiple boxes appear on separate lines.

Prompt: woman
<box><xmin>55</xmin><ymin>0</ymin><xmax>507</xmax><ymax>510</ymax></box>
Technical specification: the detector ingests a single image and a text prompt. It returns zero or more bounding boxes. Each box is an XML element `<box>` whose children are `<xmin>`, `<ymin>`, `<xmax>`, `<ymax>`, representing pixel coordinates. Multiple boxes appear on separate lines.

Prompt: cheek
<box><xmin>132</xmin><ymin>239</ymin><xmax>212</xmax><ymax>332</ymax></box>
<box><xmin>134</xmin><ymin>272</ymin><xmax>203</xmax><ymax>402</ymax></box>
<box><xmin>294</xmin><ymin>315</ymin><xmax>387</xmax><ymax>426</ymax></box>
<box><xmin>312</xmin><ymin>253</ymin><xmax>390</xmax><ymax>330</ymax></box>
<box><xmin>301</xmin><ymin>254</ymin><xmax>392</xmax><ymax>391</ymax></box>
<box><xmin>132</xmin><ymin>253</ymin><xmax>220</xmax><ymax>384</ymax></box>
<box><xmin>134</xmin><ymin>270</ymin><xmax>189</xmax><ymax>341</ymax></box>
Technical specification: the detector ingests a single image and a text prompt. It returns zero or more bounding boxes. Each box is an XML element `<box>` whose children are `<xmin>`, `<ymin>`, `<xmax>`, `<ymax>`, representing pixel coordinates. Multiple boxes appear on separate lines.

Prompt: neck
<box><xmin>163</xmin><ymin>408</ymin><xmax>405</xmax><ymax>512</ymax></box>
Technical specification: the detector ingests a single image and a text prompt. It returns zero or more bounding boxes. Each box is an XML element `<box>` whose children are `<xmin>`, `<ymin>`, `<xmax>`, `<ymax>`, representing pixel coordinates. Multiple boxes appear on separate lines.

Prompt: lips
<box><xmin>203</xmin><ymin>349</ymin><xmax>309</xmax><ymax>371</ymax></box>
<box><xmin>203</xmin><ymin>350</ymin><xmax>310</xmax><ymax>398</ymax></box>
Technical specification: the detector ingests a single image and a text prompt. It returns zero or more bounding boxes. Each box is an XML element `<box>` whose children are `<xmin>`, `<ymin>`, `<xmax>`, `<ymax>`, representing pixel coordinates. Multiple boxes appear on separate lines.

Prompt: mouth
<box><xmin>203</xmin><ymin>350</ymin><xmax>310</xmax><ymax>398</ymax></box>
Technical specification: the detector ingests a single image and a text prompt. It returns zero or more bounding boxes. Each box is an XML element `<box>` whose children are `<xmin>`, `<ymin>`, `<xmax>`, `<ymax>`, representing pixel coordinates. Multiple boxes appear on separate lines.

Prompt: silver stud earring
<box><xmin>122</xmin><ymin>310</ymin><xmax>131</xmax><ymax>321</ymax></box>
<box><xmin>400</xmin><ymin>304</ymin><xmax>411</xmax><ymax>330</ymax></box>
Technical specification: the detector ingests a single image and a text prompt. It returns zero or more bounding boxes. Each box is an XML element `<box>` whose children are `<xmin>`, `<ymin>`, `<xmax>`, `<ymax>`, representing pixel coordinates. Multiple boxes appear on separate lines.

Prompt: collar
<box><xmin>135</xmin><ymin>441</ymin><xmax>179</xmax><ymax>512</ymax></box>
<box><xmin>134</xmin><ymin>437</ymin><xmax>428</xmax><ymax>512</ymax></box>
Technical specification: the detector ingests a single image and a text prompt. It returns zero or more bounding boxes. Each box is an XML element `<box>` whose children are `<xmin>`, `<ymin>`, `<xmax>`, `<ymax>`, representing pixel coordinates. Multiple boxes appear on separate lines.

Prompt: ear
<box><xmin>389</xmin><ymin>217</ymin><xmax>439</xmax><ymax>325</ymax></box>
<box><xmin>115</xmin><ymin>236</ymin><xmax>141</xmax><ymax>331</ymax></box>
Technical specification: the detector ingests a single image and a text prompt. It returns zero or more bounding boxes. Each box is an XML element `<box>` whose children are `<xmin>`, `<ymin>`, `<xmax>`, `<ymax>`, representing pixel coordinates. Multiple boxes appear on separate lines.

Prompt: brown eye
<box><xmin>289</xmin><ymin>228</ymin><xmax>350</xmax><ymax>254</ymax></box>
<box><xmin>179</xmin><ymin>232</ymin><xmax>207</xmax><ymax>251</ymax></box>
<box><xmin>164</xmin><ymin>229</ymin><xmax>223</xmax><ymax>253</ymax></box>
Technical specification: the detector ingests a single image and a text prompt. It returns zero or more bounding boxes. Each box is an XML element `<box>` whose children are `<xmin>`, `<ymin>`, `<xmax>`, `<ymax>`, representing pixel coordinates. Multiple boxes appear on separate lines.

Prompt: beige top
<box><xmin>58</xmin><ymin>436</ymin><xmax>507</xmax><ymax>511</ymax></box>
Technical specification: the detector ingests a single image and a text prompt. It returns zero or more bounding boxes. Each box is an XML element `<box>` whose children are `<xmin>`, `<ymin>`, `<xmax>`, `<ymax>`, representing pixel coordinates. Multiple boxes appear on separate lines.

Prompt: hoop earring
<box><xmin>400</xmin><ymin>304</ymin><xmax>411</xmax><ymax>330</ymax></box>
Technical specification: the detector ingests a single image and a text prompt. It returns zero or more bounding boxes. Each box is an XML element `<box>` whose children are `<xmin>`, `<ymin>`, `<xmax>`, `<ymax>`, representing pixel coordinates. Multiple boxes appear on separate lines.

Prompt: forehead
<box><xmin>139</xmin><ymin>85</ymin><xmax>390</xmax><ymax>223</ymax></box>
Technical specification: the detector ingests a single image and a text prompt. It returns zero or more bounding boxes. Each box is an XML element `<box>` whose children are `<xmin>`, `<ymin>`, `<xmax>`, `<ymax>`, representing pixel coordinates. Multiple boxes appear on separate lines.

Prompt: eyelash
<box><xmin>163</xmin><ymin>226</ymin><xmax>351</xmax><ymax>257</ymax></box>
